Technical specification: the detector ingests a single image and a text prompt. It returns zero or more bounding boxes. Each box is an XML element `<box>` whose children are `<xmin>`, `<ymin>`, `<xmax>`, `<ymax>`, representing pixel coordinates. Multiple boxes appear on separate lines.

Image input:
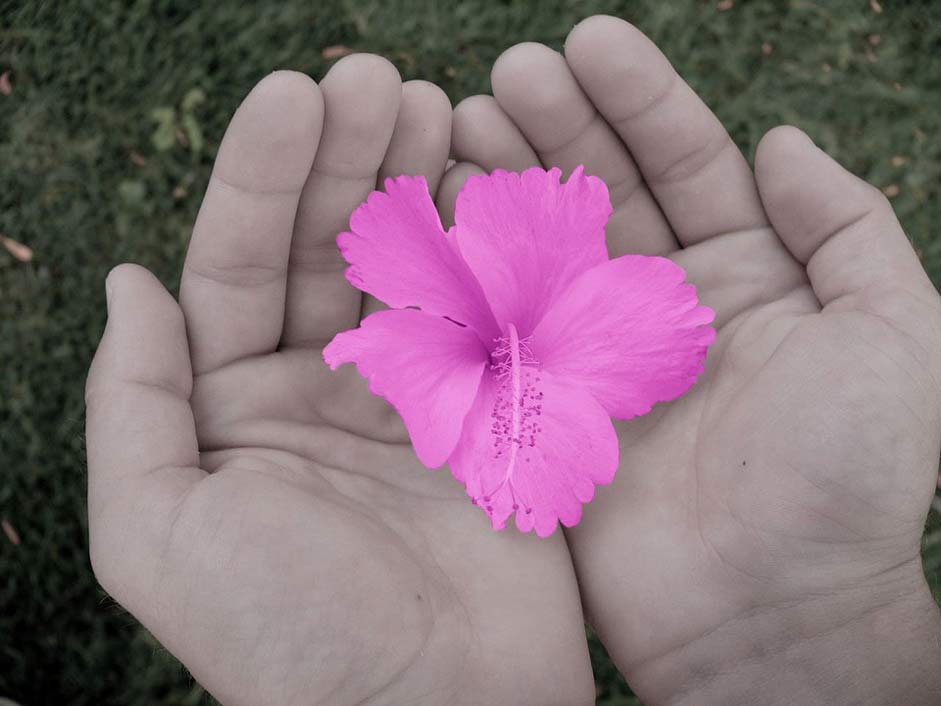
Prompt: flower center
<box><xmin>490</xmin><ymin>322</ymin><xmax>537</xmax><ymax>379</ymax></box>
<box><xmin>473</xmin><ymin>323</ymin><xmax>544</xmax><ymax>517</ymax></box>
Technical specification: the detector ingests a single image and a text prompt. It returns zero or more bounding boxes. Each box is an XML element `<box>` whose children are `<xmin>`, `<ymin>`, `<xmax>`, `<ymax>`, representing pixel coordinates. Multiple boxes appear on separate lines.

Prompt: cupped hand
<box><xmin>449</xmin><ymin>16</ymin><xmax>941</xmax><ymax>705</ymax></box>
<box><xmin>85</xmin><ymin>59</ymin><xmax>595</xmax><ymax>706</ymax></box>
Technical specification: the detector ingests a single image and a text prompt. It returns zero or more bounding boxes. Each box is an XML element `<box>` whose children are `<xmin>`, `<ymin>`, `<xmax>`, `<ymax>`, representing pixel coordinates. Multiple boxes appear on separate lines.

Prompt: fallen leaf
<box><xmin>761</xmin><ymin>41</ymin><xmax>773</xmax><ymax>56</ymax></box>
<box><xmin>882</xmin><ymin>184</ymin><xmax>900</xmax><ymax>198</ymax></box>
<box><xmin>129</xmin><ymin>151</ymin><xmax>147</xmax><ymax>166</ymax></box>
<box><xmin>394</xmin><ymin>51</ymin><xmax>417</xmax><ymax>68</ymax></box>
<box><xmin>868</xmin><ymin>34</ymin><xmax>882</xmax><ymax>46</ymax></box>
<box><xmin>869</xmin><ymin>0</ymin><xmax>882</xmax><ymax>12</ymax></box>
<box><xmin>0</xmin><ymin>70</ymin><xmax>11</xmax><ymax>96</ymax></box>
<box><xmin>172</xmin><ymin>185</ymin><xmax>188</xmax><ymax>200</ymax></box>
<box><xmin>1</xmin><ymin>235</ymin><xmax>33</xmax><ymax>262</ymax></box>
<box><xmin>444</xmin><ymin>66</ymin><xmax>457</xmax><ymax>78</ymax></box>
<box><xmin>181</xmin><ymin>113</ymin><xmax>204</xmax><ymax>155</ymax></box>
<box><xmin>151</xmin><ymin>106</ymin><xmax>177</xmax><ymax>151</ymax></box>
<box><xmin>181</xmin><ymin>87</ymin><xmax>206</xmax><ymax>113</ymax></box>
<box><xmin>321</xmin><ymin>45</ymin><xmax>354</xmax><ymax>60</ymax></box>
<box><xmin>716</xmin><ymin>0</ymin><xmax>733</xmax><ymax>10</ymax></box>
<box><xmin>893</xmin><ymin>81</ymin><xmax>903</xmax><ymax>92</ymax></box>
<box><xmin>1</xmin><ymin>518</ymin><xmax>20</xmax><ymax>546</ymax></box>
<box><xmin>891</xmin><ymin>155</ymin><xmax>907</xmax><ymax>167</ymax></box>
<box><xmin>175</xmin><ymin>126</ymin><xmax>189</xmax><ymax>148</ymax></box>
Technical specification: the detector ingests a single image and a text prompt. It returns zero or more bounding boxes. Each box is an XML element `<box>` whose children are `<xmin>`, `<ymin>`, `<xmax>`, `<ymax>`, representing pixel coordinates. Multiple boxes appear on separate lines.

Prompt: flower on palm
<box><xmin>324</xmin><ymin>167</ymin><xmax>714</xmax><ymax>537</ymax></box>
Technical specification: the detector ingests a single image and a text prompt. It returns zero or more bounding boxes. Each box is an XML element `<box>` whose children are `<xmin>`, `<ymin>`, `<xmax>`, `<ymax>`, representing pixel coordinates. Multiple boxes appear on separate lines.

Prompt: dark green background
<box><xmin>2</xmin><ymin>1</ymin><xmax>939</xmax><ymax>704</ymax></box>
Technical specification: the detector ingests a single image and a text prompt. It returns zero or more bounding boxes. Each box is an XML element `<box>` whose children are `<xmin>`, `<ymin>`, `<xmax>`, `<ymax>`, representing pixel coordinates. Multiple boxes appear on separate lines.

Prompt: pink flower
<box><xmin>324</xmin><ymin>166</ymin><xmax>715</xmax><ymax>537</ymax></box>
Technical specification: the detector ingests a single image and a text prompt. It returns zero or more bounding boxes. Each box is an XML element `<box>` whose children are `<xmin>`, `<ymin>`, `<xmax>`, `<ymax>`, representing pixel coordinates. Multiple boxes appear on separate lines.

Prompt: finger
<box><xmin>452</xmin><ymin>95</ymin><xmax>540</xmax><ymax>172</ymax></box>
<box><xmin>490</xmin><ymin>42</ymin><xmax>677</xmax><ymax>256</ymax></box>
<box><xmin>378</xmin><ymin>80</ymin><xmax>452</xmax><ymax>195</ymax></box>
<box><xmin>436</xmin><ymin>161</ymin><xmax>485</xmax><ymax>228</ymax></box>
<box><xmin>755</xmin><ymin>126</ymin><xmax>937</xmax><ymax>308</ymax></box>
<box><xmin>86</xmin><ymin>264</ymin><xmax>205</xmax><ymax>614</ymax></box>
<box><xmin>564</xmin><ymin>15</ymin><xmax>768</xmax><ymax>245</ymax></box>
<box><xmin>362</xmin><ymin>80</ymin><xmax>452</xmax><ymax>319</ymax></box>
<box><xmin>180</xmin><ymin>71</ymin><xmax>324</xmax><ymax>375</ymax></box>
<box><xmin>282</xmin><ymin>54</ymin><xmax>402</xmax><ymax>347</ymax></box>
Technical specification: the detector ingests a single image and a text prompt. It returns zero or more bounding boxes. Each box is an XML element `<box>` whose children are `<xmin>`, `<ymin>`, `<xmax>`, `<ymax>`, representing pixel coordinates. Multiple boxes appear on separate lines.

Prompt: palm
<box><xmin>86</xmin><ymin>63</ymin><xmax>593</xmax><ymax>706</ymax></box>
<box><xmin>177</xmin><ymin>352</ymin><xmax>590</xmax><ymax>706</ymax></box>
<box><xmin>580</xmin><ymin>237</ymin><xmax>940</xmax><ymax>673</ymax></box>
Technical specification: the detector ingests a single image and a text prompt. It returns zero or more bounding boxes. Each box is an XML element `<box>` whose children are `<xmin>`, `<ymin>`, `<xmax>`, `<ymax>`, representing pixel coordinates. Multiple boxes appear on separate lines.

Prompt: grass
<box><xmin>1</xmin><ymin>0</ymin><xmax>940</xmax><ymax>703</ymax></box>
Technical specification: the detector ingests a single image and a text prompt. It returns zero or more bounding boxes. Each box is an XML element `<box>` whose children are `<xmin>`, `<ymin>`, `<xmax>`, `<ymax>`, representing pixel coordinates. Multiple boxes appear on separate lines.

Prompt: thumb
<box><xmin>754</xmin><ymin>125</ymin><xmax>936</xmax><ymax>310</ymax></box>
<box><xmin>85</xmin><ymin>264</ymin><xmax>204</xmax><ymax>612</ymax></box>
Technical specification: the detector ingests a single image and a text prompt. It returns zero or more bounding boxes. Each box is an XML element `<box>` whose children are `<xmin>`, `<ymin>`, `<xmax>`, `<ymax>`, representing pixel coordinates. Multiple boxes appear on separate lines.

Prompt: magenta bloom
<box><xmin>324</xmin><ymin>166</ymin><xmax>714</xmax><ymax>537</ymax></box>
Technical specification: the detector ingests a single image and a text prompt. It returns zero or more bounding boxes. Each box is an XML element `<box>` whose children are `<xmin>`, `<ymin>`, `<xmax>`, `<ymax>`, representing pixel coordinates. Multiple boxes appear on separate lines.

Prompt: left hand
<box><xmin>448</xmin><ymin>15</ymin><xmax>941</xmax><ymax>706</ymax></box>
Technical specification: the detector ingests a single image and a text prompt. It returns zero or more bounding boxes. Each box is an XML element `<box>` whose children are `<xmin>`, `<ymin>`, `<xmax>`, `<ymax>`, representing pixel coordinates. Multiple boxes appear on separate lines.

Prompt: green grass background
<box><xmin>2</xmin><ymin>0</ymin><xmax>940</xmax><ymax>703</ymax></box>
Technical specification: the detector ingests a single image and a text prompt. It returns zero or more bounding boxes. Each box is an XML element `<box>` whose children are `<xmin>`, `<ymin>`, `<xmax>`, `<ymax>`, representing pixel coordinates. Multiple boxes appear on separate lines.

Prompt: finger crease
<box><xmin>533</xmin><ymin>111</ymin><xmax>600</xmax><ymax>155</ymax></box>
<box><xmin>604</xmin><ymin>169</ymin><xmax>647</xmax><ymax>206</ymax></box>
<box><xmin>184</xmin><ymin>260</ymin><xmax>287</xmax><ymax>288</ymax></box>
<box><xmin>287</xmin><ymin>249</ymin><xmax>349</xmax><ymax>275</ymax></box>
<box><xmin>609</xmin><ymin>72</ymin><xmax>679</xmax><ymax>126</ymax></box>
<box><xmin>309</xmin><ymin>161</ymin><xmax>383</xmax><ymax>183</ymax></box>
<box><xmin>646</xmin><ymin>133</ymin><xmax>734</xmax><ymax>186</ymax></box>
<box><xmin>211</xmin><ymin>172</ymin><xmax>305</xmax><ymax>197</ymax></box>
<box><xmin>119</xmin><ymin>376</ymin><xmax>192</xmax><ymax>400</ymax></box>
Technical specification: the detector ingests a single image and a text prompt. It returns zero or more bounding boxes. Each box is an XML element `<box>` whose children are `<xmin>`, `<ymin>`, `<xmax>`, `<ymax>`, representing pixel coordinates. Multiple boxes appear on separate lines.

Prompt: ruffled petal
<box><xmin>532</xmin><ymin>255</ymin><xmax>715</xmax><ymax>419</ymax></box>
<box><xmin>448</xmin><ymin>368</ymin><xmax>619</xmax><ymax>537</ymax></box>
<box><xmin>453</xmin><ymin>166</ymin><xmax>611</xmax><ymax>337</ymax></box>
<box><xmin>337</xmin><ymin>175</ymin><xmax>500</xmax><ymax>341</ymax></box>
<box><xmin>323</xmin><ymin>309</ymin><xmax>488</xmax><ymax>468</ymax></box>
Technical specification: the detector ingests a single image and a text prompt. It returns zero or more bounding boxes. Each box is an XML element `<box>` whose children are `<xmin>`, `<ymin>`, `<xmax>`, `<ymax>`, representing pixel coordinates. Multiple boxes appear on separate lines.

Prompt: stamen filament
<box><xmin>506</xmin><ymin>322</ymin><xmax>523</xmax><ymax>486</ymax></box>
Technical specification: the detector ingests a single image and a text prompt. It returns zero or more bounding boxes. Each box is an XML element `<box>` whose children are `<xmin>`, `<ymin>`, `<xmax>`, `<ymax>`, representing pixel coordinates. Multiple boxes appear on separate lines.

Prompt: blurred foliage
<box><xmin>1</xmin><ymin>0</ymin><xmax>940</xmax><ymax>704</ymax></box>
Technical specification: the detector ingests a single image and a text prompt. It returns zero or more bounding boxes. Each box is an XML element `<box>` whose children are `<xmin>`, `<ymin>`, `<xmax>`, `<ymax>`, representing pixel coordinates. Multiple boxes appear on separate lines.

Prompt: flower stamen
<box><xmin>474</xmin><ymin>323</ymin><xmax>545</xmax><ymax>517</ymax></box>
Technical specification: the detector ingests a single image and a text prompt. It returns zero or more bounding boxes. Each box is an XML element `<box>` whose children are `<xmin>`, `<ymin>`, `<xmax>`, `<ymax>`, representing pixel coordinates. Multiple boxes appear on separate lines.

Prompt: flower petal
<box><xmin>323</xmin><ymin>309</ymin><xmax>488</xmax><ymax>467</ymax></box>
<box><xmin>532</xmin><ymin>255</ymin><xmax>715</xmax><ymax>419</ymax></box>
<box><xmin>448</xmin><ymin>368</ymin><xmax>619</xmax><ymax>537</ymax></box>
<box><xmin>337</xmin><ymin>175</ymin><xmax>500</xmax><ymax>340</ymax></box>
<box><xmin>454</xmin><ymin>166</ymin><xmax>611</xmax><ymax>337</ymax></box>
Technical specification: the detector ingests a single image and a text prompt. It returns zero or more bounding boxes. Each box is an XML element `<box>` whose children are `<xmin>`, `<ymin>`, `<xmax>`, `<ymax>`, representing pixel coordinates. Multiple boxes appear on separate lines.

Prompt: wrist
<box><xmin>632</xmin><ymin>558</ymin><xmax>941</xmax><ymax>706</ymax></box>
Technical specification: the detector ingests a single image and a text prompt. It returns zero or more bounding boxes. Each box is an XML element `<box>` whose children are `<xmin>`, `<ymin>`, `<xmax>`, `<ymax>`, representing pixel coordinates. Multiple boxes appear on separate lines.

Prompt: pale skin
<box><xmin>85</xmin><ymin>15</ymin><xmax>941</xmax><ymax>706</ymax></box>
